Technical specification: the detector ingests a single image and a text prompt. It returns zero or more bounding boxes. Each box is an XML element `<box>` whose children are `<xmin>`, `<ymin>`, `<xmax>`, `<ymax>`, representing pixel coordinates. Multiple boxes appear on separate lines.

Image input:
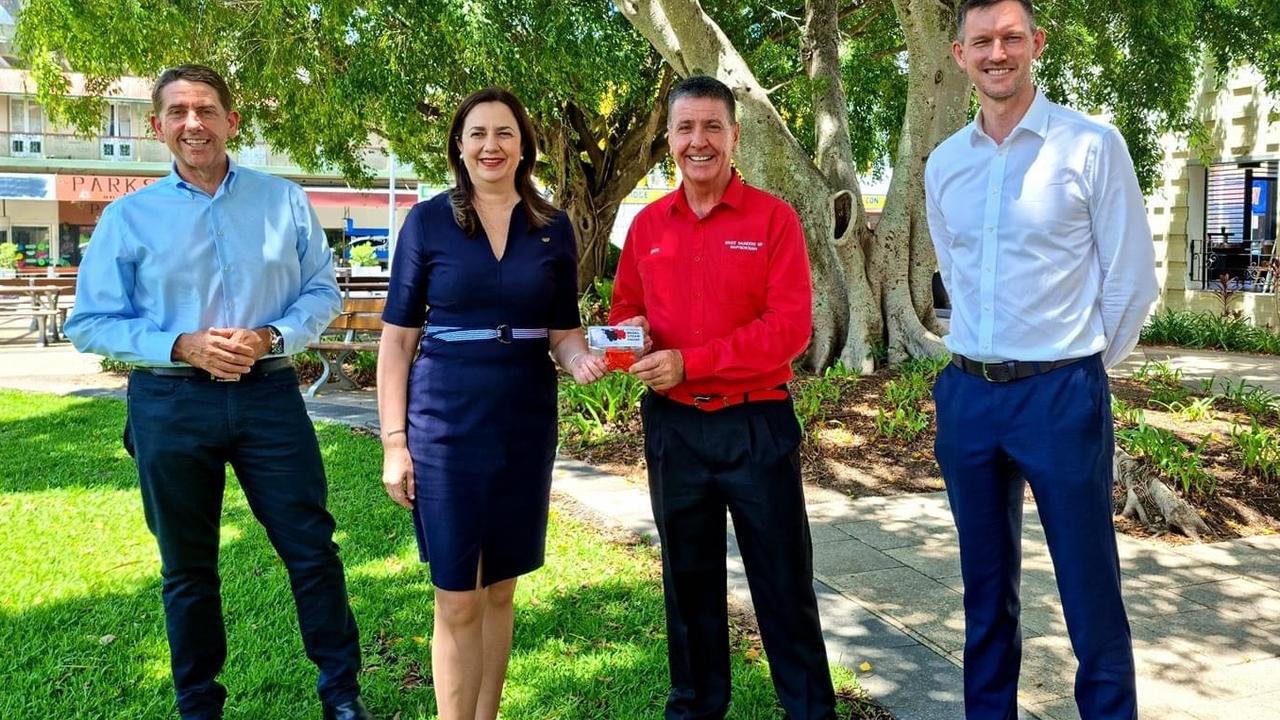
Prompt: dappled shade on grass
<box><xmin>0</xmin><ymin>390</ymin><xmax>873</xmax><ymax>719</ymax></box>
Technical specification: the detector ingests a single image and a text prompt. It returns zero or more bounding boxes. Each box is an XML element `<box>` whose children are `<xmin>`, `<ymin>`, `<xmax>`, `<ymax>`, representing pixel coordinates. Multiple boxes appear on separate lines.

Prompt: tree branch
<box><xmin>565</xmin><ymin>101</ymin><xmax>606</xmax><ymax>171</ymax></box>
<box><xmin>765</xmin><ymin>0</ymin><xmax>878</xmax><ymax>44</ymax></box>
<box><xmin>804</xmin><ymin>0</ymin><xmax>863</xmax><ymax>206</ymax></box>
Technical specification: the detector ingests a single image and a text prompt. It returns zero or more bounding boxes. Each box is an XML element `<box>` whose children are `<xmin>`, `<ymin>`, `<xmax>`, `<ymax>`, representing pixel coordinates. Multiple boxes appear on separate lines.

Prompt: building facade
<box><xmin>0</xmin><ymin>63</ymin><xmax>417</xmax><ymax>271</ymax></box>
<box><xmin>1149</xmin><ymin>63</ymin><xmax>1280</xmax><ymax>324</ymax></box>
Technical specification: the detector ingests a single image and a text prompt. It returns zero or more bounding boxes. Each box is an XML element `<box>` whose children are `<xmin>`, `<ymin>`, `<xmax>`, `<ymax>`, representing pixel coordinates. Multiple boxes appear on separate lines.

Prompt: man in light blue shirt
<box><xmin>65</xmin><ymin>65</ymin><xmax>371</xmax><ymax>720</ymax></box>
<box><xmin>923</xmin><ymin>2</ymin><xmax>1154</xmax><ymax>719</ymax></box>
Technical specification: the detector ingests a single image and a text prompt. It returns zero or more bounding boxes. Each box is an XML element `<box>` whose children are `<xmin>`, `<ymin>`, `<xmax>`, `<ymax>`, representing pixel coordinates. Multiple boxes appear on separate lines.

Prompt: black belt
<box><xmin>135</xmin><ymin>356</ymin><xmax>292</xmax><ymax>382</ymax></box>
<box><xmin>951</xmin><ymin>353</ymin><xmax>1089</xmax><ymax>383</ymax></box>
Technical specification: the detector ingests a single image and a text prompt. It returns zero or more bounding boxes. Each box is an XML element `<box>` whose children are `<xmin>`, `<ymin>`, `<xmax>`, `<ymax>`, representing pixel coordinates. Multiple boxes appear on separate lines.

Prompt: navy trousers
<box><xmin>641</xmin><ymin>392</ymin><xmax>837</xmax><ymax>720</ymax></box>
<box><xmin>933</xmin><ymin>355</ymin><xmax>1136</xmax><ymax>720</ymax></box>
<box><xmin>124</xmin><ymin>368</ymin><xmax>361</xmax><ymax>720</ymax></box>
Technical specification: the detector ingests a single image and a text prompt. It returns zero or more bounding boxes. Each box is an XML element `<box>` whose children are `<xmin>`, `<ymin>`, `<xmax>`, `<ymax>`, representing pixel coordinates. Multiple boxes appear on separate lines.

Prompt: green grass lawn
<box><xmin>0</xmin><ymin>390</ymin><xmax>873</xmax><ymax>719</ymax></box>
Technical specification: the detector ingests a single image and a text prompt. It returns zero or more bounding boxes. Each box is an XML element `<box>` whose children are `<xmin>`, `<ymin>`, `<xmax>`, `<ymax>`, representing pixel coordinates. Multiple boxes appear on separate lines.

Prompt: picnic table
<box><xmin>0</xmin><ymin>285</ymin><xmax>68</xmax><ymax>346</ymax></box>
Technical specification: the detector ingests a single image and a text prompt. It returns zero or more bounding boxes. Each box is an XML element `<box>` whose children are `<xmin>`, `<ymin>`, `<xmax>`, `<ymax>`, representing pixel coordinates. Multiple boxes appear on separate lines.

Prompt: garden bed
<box><xmin>557</xmin><ymin>357</ymin><xmax>1280</xmax><ymax>544</ymax></box>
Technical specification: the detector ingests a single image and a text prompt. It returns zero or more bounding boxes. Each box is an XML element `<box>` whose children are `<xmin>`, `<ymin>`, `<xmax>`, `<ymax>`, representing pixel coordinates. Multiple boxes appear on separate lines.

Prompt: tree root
<box><xmin>1113</xmin><ymin>446</ymin><xmax>1210</xmax><ymax>541</ymax></box>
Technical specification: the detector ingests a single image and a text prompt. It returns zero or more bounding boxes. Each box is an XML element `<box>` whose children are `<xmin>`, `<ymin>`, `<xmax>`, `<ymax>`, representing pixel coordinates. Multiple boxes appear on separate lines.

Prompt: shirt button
<box><xmin>694</xmin><ymin>256</ymin><xmax>701</xmax><ymax>262</ymax></box>
<box><xmin>694</xmin><ymin>330</ymin><xmax>701</xmax><ymax>336</ymax></box>
<box><xmin>983</xmin><ymin>304</ymin><xmax>992</xmax><ymax>311</ymax></box>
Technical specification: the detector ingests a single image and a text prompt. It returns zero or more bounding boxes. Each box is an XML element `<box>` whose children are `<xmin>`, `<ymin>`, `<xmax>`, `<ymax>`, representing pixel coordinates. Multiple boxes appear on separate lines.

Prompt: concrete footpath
<box><xmin>3</xmin><ymin>343</ymin><xmax>1278</xmax><ymax>719</ymax></box>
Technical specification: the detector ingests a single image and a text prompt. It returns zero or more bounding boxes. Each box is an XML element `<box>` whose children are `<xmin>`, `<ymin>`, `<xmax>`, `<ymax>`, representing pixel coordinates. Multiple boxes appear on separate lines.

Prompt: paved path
<box><xmin>1113</xmin><ymin>346</ymin><xmax>1280</xmax><ymax>395</ymax></box>
<box><xmin>3</xmin><ymin>343</ymin><xmax>1278</xmax><ymax>719</ymax></box>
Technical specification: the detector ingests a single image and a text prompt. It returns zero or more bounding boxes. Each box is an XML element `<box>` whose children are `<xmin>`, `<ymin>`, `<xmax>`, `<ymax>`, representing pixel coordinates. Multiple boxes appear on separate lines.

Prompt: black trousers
<box><xmin>642</xmin><ymin>392</ymin><xmax>837</xmax><ymax>720</ymax></box>
<box><xmin>125</xmin><ymin>368</ymin><xmax>361</xmax><ymax>720</ymax></box>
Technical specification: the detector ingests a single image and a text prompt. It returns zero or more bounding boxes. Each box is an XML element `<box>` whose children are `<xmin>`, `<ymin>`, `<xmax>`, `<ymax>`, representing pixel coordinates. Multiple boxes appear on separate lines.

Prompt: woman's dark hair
<box><xmin>446</xmin><ymin>87</ymin><xmax>557</xmax><ymax>235</ymax></box>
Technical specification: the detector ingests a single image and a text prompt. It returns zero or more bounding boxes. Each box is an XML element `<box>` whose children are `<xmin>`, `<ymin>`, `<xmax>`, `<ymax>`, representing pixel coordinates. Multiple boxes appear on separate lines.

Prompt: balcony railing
<box><xmin>0</xmin><ymin>130</ymin><xmax>416</xmax><ymax>178</ymax></box>
<box><xmin>1189</xmin><ymin>235</ymin><xmax>1279</xmax><ymax>293</ymax></box>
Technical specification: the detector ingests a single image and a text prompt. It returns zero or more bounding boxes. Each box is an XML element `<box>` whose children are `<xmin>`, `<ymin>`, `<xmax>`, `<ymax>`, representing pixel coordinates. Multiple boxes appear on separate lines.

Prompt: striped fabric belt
<box><xmin>424</xmin><ymin>324</ymin><xmax>549</xmax><ymax>344</ymax></box>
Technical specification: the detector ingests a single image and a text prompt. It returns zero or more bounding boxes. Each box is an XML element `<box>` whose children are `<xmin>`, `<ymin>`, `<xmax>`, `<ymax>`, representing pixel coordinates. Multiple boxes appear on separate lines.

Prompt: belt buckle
<box><xmin>982</xmin><ymin>361</ymin><xmax>1015</xmax><ymax>383</ymax></box>
<box><xmin>692</xmin><ymin>394</ymin><xmax>715</xmax><ymax>409</ymax></box>
<box><xmin>496</xmin><ymin>324</ymin><xmax>512</xmax><ymax>344</ymax></box>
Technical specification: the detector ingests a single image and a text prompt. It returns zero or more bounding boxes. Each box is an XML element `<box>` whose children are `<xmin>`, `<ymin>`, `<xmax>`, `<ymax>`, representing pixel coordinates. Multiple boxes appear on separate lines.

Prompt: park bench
<box><xmin>304</xmin><ymin>296</ymin><xmax>384</xmax><ymax>397</ymax></box>
<box><xmin>337</xmin><ymin>274</ymin><xmax>389</xmax><ymax>297</ymax></box>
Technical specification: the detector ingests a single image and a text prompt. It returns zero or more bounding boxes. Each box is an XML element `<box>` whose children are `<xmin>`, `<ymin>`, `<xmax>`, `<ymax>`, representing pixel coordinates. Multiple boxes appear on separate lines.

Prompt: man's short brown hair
<box><xmin>956</xmin><ymin>0</ymin><xmax>1036</xmax><ymax>40</ymax></box>
<box><xmin>151</xmin><ymin>65</ymin><xmax>233</xmax><ymax>114</ymax></box>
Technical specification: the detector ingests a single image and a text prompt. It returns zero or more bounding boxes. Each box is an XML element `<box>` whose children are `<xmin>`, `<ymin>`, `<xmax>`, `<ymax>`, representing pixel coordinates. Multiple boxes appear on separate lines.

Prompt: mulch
<box><xmin>559</xmin><ymin>371</ymin><xmax>1280</xmax><ymax>545</ymax></box>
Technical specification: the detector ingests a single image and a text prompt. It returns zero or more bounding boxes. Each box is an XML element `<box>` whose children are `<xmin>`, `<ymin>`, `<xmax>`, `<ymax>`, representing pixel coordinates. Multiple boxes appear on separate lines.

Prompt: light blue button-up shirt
<box><xmin>65</xmin><ymin>160</ymin><xmax>341</xmax><ymax>365</ymax></box>
<box><xmin>924</xmin><ymin>88</ymin><xmax>1158</xmax><ymax>368</ymax></box>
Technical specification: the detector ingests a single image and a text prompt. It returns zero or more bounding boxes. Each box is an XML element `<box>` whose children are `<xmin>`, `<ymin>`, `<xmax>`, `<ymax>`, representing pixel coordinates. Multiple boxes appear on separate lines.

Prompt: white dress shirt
<box><xmin>924</xmin><ymin>88</ymin><xmax>1158</xmax><ymax>369</ymax></box>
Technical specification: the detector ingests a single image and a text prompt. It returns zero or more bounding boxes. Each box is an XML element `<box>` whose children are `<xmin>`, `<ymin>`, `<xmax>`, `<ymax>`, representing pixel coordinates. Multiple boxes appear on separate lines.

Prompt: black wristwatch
<box><xmin>266</xmin><ymin>325</ymin><xmax>284</xmax><ymax>355</ymax></box>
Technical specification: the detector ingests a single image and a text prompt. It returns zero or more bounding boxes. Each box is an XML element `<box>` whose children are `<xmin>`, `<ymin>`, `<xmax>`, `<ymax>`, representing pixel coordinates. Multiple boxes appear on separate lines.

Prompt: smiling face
<box><xmin>667</xmin><ymin>95</ymin><xmax>740</xmax><ymax>197</ymax></box>
<box><xmin>952</xmin><ymin>0</ymin><xmax>1045</xmax><ymax>106</ymax></box>
<box><xmin>456</xmin><ymin>101</ymin><xmax>522</xmax><ymax>192</ymax></box>
<box><xmin>150</xmin><ymin>79</ymin><xmax>239</xmax><ymax>181</ymax></box>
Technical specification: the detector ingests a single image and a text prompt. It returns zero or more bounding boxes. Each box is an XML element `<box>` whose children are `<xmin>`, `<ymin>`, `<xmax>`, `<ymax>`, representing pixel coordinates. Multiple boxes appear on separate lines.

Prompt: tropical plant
<box><xmin>1115</xmin><ymin>422</ymin><xmax>1217</xmax><ymax>497</ymax></box>
<box><xmin>1229</xmin><ymin>422</ymin><xmax>1280</xmax><ymax>480</ymax></box>
<box><xmin>348</xmin><ymin>243</ymin><xmax>379</xmax><ymax>268</ymax></box>
<box><xmin>558</xmin><ymin>372</ymin><xmax>647</xmax><ymax>447</ymax></box>
<box><xmin>1110</xmin><ymin>395</ymin><xmax>1145</xmax><ymax>426</ymax></box>
<box><xmin>0</xmin><ymin>242</ymin><xmax>19</xmax><ymax>270</ymax></box>
<box><xmin>1217</xmin><ymin>378</ymin><xmax>1280</xmax><ymax>421</ymax></box>
<box><xmin>1211</xmin><ymin>273</ymin><xmax>1242</xmax><ymax>318</ymax></box>
<box><xmin>1141</xmin><ymin>309</ymin><xmax>1280</xmax><ymax>355</ymax></box>
<box><xmin>793</xmin><ymin>361</ymin><xmax>860</xmax><ymax>429</ymax></box>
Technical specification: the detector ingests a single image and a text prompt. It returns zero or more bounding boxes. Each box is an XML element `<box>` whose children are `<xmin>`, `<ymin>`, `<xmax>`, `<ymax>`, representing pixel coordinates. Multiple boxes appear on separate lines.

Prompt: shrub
<box><xmin>1141</xmin><ymin>309</ymin><xmax>1280</xmax><ymax>354</ymax></box>
<box><xmin>1229</xmin><ymin>422</ymin><xmax>1280</xmax><ymax>480</ymax></box>
<box><xmin>558</xmin><ymin>372</ymin><xmax>646</xmax><ymax>447</ymax></box>
<box><xmin>99</xmin><ymin>357</ymin><xmax>133</xmax><ymax>374</ymax></box>
<box><xmin>0</xmin><ymin>242</ymin><xmax>19</xmax><ymax>270</ymax></box>
<box><xmin>1115</xmin><ymin>422</ymin><xmax>1217</xmax><ymax>497</ymax></box>
<box><xmin>1111</xmin><ymin>395</ymin><xmax>1145</xmax><ymax>426</ymax></box>
<box><xmin>874</xmin><ymin>405</ymin><xmax>930</xmax><ymax>441</ymax></box>
<box><xmin>793</xmin><ymin>361</ymin><xmax>859</xmax><ymax>429</ymax></box>
<box><xmin>1216</xmin><ymin>377</ymin><xmax>1280</xmax><ymax>421</ymax></box>
<box><xmin>349</xmin><ymin>242</ymin><xmax>379</xmax><ymax>267</ymax></box>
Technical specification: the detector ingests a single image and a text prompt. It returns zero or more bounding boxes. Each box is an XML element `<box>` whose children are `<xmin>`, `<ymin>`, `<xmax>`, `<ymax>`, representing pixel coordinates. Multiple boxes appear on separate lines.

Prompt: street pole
<box><xmin>387</xmin><ymin>150</ymin><xmax>397</xmax><ymax>272</ymax></box>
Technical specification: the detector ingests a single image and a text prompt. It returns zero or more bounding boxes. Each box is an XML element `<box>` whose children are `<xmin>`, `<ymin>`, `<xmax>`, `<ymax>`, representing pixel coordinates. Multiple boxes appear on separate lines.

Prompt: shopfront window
<box><xmin>12</xmin><ymin>225</ymin><xmax>54</xmax><ymax>267</ymax></box>
<box><xmin>1193</xmin><ymin>160</ymin><xmax>1279</xmax><ymax>292</ymax></box>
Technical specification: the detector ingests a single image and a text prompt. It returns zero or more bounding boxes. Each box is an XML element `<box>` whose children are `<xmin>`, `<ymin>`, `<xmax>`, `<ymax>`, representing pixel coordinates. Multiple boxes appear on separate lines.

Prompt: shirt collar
<box><xmin>968</xmin><ymin>86</ymin><xmax>1051</xmax><ymax>145</ymax></box>
<box><xmin>169</xmin><ymin>156</ymin><xmax>240</xmax><ymax>197</ymax></box>
<box><xmin>668</xmin><ymin>170</ymin><xmax>746</xmax><ymax>217</ymax></box>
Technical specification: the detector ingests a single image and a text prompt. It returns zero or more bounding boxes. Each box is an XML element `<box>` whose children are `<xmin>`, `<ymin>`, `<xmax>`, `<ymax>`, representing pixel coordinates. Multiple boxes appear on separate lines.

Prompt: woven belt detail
<box><xmin>425</xmin><ymin>324</ymin><xmax>549</xmax><ymax>344</ymax></box>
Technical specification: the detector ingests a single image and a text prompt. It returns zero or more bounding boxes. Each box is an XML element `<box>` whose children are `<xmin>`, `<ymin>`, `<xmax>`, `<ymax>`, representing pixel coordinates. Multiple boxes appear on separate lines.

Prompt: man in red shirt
<box><xmin>609</xmin><ymin>75</ymin><xmax>837</xmax><ymax>720</ymax></box>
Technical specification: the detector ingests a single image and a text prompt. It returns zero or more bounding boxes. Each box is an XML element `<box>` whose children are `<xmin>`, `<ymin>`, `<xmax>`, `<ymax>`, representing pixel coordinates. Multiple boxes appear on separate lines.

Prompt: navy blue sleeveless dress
<box><xmin>382</xmin><ymin>194</ymin><xmax>579</xmax><ymax>590</ymax></box>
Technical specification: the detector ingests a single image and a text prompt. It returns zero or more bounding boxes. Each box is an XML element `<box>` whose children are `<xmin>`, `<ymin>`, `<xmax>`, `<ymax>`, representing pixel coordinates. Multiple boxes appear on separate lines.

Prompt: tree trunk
<box><xmin>614</xmin><ymin>0</ymin><xmax>971</xmax><ymax>369</ymax></box>
<box><xmin>540</xmin><ymin>75</ymin><xmax>672</xmax><ymax>291</ymax></box>
<box><xmin>1114</xmin><ymin>447</ymin><xmax>1210</xmax><ymax>540</ymax></box>
<box><xmin>565</xmin><ymin>192</ymin><xmax>622</xmax><ymax>290</ymax></box>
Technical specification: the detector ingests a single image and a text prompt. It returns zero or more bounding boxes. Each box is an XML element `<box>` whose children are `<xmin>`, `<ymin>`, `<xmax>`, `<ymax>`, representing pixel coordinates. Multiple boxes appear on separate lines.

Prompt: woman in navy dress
<box><xmin>376</xmin><ymin>87</ymin><xmax>606</xmax><ymax>720</ymax></box>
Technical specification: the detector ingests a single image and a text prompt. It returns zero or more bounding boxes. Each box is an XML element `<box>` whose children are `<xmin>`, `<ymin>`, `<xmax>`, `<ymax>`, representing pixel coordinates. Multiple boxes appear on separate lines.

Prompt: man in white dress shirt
<box><xmin>924</xmin><ymin>1</ymin><xmax>1157</xmax><ymax>718</ymax></box>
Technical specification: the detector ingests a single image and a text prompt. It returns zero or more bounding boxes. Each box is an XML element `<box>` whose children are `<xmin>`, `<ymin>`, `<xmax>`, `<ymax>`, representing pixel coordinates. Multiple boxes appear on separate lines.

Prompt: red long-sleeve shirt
<box><xmin>609</xmin><ymin>172</ymin><xmax>813</xmax><ymax>397</ymax></box>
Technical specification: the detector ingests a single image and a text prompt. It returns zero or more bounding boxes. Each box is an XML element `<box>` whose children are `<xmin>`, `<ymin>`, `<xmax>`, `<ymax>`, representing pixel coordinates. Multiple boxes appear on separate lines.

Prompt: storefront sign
<box><xmin>0</xmin><ymin>173</ymin><xmax>57</xmax><ymax>200</ymax></box>
<box><xmin>57</xmin><ymin>174</ymin><xmax>160</xmax><ymax>202</ymax></box>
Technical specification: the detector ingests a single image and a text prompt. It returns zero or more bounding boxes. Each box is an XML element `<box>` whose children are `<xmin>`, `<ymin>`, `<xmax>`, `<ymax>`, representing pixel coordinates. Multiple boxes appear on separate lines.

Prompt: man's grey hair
<box><xmin>667</xmin><ymin>75</ymin><xmax>736</xmax><ymax>122</ymax></box>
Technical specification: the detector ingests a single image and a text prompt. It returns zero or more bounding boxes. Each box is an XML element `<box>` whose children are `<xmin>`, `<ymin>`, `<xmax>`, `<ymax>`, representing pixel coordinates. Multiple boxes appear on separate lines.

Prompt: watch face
<box><xmin>270</xmin><ymin>329</ymin><xmax>283</xmax><ymax>354</ymax></box>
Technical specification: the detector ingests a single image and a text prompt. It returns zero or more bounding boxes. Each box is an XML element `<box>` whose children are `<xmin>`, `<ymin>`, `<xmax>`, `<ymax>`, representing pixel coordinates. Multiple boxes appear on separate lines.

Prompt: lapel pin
<box><xmin>541</xmin><ymin>236</ymin><xmax>551</xmax><ymax>243</ymax></box>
